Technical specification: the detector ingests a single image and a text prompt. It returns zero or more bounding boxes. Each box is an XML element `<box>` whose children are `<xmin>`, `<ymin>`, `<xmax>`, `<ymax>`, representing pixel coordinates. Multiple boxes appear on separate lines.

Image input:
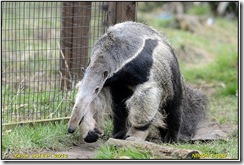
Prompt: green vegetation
<box><xmin>2</xmin><ymin>121</ymin><xmax>80</xmax><ymax>159</ymax></box>
<box><xmin>186</xmin><ymin>3</ymin><xmax>212</xmax><ymax>16</ymax></box>
<box><xmin>160</xmin><ymin>17</ymin><xmax>238</xmax><ymax>96</ymax></box>
<box><xmin>95</xmin><ymin>137</ymin><xmax>238</xmax><ymax>159</ymax></box>
<box><xmin>165</xmin><ymin>138</ymin><xmax>238</xmax><ymax>159</ymax></box>
<box><xmin>96</xmin><ymin>145</ymin><xmax>154</xmax><ymax>159</ymax></box>
<box><xmin>2</xmin><ymin>86</ymin><xmax>76</xmax><ymax>124</ymax></box>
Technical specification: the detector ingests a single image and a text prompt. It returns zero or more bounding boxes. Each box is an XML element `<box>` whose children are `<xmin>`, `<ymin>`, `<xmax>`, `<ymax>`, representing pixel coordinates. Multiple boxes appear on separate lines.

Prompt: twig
<box><xmin>56</xmin><ymin>41</ymin><xmax>72</xmax><ymax>79</ymax></box>
<box><xmin>2</xmin><ymin>67</ymin><xmax>9</xmax><ymax>74</ymax></box>
<box><xmin>17</xmin><ymin>76</ymin><xmax>27</xmax><ymax>94</ymax></box>
<box><xmin>10</xmin><ymin>76</ymin><xmax>27</xmax><ymax>104</ymax></box>
<box><xmin>48</xmin><ymin>98</ymin><xmax>64</xmax><ymax>119</ymax></box>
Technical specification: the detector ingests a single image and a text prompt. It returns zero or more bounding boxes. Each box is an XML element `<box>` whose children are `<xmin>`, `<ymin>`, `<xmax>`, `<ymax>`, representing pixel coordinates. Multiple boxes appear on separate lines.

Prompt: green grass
<box><xmin>95</xmin><ymin>137</ymin><xmax>238</xmax><ymax>159</ymax></box>
<box><xmin>101</xmin><ymin>117</ymin><xmax>113</xmax><ymax>141</ymax></box>
<box><xmin>186</xmin><ymin>3</ymin><xmax>212</xmax><ymax>16</ymax></box>
<box><xmin>209</xmin><ymin>96</ymin><xmax>238</xmax><ymax>125</ymax></box>
<box><xmin>165</xmin><ymin>138</ymin><xmax>238</xmax><ymax>159</ymax></box>
<box><xmin>2</xmin><ymin>85</ymin><xmax>77</xmax><ymax>123</ymax></box>
<box><xmin>182</xmin><ymin>48</ymin><xmax>238</xmax><ymax>96</ymax></box>
<box><xmin>157</xmin><ymin>17</ymin><xmax>238</xmax><ymax>97</ymax></box>
<box><xmin>2</xmin><ymin>121</ymin><xmax>80</xmax><ymax>159</ymax></box>
<box><xmin>96</xmin><ymin>145</ymin><xmax>154</xmax><ymax>159</ymax></box>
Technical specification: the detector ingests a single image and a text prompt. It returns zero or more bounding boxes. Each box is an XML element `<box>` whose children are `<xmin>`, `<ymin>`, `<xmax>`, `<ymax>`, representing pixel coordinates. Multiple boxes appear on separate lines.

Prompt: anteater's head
<box><xmin>67</xmin><ymin>24</ymin><xmax>134</xmax><ymax>139</ymax></box>
<box><xmin>67</xmin><ymin>50</ymin><xmax>112</xmax><ymax>135</ymax></box>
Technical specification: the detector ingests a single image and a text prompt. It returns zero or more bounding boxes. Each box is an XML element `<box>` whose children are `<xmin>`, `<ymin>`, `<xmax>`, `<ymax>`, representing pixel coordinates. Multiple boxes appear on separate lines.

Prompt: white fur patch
<box><xmin>126</xmin><ymin>81</ymin><xmax>162</xmax><ymax>127</ymax></box>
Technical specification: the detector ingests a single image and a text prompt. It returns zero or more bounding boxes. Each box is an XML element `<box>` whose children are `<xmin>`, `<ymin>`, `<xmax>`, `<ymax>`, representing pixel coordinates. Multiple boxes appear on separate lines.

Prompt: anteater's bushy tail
<box><xmin>179</xmin><ymin>84</ymin><xmax>208</xmax><ymax>142</ymax></box>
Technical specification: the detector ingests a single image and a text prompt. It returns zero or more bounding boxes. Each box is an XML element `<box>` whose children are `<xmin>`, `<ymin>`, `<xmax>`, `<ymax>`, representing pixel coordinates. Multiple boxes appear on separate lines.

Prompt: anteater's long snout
<box><xmin>67</xmin><ymin>95</ymin><xmax>92</xmax><ymax>135</ymax></box>
<box><xmin>68</xmin><ymin>116</ymin><xmax>84</xmax><ymax>134</ymax></box>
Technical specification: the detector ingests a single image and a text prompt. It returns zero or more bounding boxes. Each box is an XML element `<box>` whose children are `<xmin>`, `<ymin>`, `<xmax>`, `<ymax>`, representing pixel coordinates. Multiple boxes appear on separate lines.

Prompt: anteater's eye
<box><xmin>103</xmin><ymin>71</ymin><xmax>108</xmax><ymax>79</ymax></box>
<box><xmin>94</xmin><ymin>86</ymin><xmax>100</xmax><ymax>95</ymax></box>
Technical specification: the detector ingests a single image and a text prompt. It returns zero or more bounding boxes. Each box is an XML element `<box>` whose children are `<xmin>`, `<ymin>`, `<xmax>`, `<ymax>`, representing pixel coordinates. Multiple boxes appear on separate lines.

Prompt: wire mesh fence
<box><xmin>2</xmin><ymin>2</ymin><xmax>108</xmax><ymax>124</ymax></box>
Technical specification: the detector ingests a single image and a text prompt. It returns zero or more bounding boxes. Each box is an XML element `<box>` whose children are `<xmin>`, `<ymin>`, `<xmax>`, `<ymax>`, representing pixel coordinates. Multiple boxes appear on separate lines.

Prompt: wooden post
<box><xmin>107</xmin><ymin>2</ymin><xmax>137</xmax><ymax>26</ymax></box>
<box><xmin>107</xmin><ymin>2</ymin><xmax>117</xmax><ymax>26</ymax></box>
<box><xmin>71</xmin><ymin>2</ymin><xmax>91</xmax><ymax>81</ymax></box>
<box><xmin>60</xmin><ymin>2</ymin><xmax>73</xmax><ymax>90</ymax></box>
<box><xmin>60</xmin><ymin>2</ymin><xmax>91</xmax><ymax>90</ymax></box>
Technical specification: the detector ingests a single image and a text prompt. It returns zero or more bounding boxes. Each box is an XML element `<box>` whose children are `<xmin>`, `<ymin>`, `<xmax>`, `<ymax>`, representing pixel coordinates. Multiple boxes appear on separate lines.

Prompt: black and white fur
<box><xmin>68</xmin><ymin>21</ymin><xmax>207</xmax><ymax>143</ymax></box>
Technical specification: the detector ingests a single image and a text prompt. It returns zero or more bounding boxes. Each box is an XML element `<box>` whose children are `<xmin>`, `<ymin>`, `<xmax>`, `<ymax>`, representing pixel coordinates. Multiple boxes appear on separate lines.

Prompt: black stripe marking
<box><xmin>78</xmin><ymin>116</ymin><xmax>84</xmax><ymax>126</ymax></box>
<box><xmin>105</xmin><ymin>39</ymin><xmax>158</xmax><ymax>86</ymax></box>
<box><xmin>134</xmin><ymin>123</ymin><xmax>151</xmax><ymax>131</ymax></box>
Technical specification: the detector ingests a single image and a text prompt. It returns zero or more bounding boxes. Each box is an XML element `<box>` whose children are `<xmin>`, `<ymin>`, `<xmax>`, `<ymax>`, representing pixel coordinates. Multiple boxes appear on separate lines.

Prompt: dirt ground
<box><xmin>21</xmin><ymin>142</ymin><xmax>101</xmax><ymax>160</ymax></box>
<box><xmin>51</xmin><ymin>142</ymin><xmax>100</xmax><ymax>159</ymax></box>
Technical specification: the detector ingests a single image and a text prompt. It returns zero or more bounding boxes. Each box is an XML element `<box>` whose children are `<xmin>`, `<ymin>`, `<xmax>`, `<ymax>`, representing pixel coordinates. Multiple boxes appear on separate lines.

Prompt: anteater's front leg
<box><xmin>125</xmin><ymin>82</ymin><xmax>163</xmax><ymax>141</ymax></box>
<box><xmin>110</xmin><ymin>84</ymin><xmax>133</xmax><ymax>139</ymax></box>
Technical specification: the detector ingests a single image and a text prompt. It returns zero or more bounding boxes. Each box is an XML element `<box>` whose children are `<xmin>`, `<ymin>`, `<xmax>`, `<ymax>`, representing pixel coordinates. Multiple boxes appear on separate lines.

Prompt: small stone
<box><xmin>118</xmin><ymin>156</ymin><xmax>131</xmax><ymax>159</ymax></box>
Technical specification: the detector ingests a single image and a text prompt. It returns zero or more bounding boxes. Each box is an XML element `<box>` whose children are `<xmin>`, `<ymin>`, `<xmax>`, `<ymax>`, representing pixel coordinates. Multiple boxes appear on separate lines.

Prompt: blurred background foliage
<box><xmin>137</xmin><ymin>2</ymin><xmax>238</xmax><ymax>97</ymax></box>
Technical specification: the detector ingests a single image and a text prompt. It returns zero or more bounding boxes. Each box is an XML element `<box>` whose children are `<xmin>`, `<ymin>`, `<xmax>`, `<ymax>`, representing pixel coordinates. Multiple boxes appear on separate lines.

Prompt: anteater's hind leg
<box><xmin>158</xmin><ymin>106</ymin><xmax>182</xmax><ymax>143</ymax></box>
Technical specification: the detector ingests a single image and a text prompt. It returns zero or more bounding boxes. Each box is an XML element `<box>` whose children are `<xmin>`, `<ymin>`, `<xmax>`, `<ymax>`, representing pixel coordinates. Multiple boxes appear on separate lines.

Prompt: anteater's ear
<box><xmin>103</xmin><ymin>70</ymin><xmax>109</xmax><ymax>80</ymax></box>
